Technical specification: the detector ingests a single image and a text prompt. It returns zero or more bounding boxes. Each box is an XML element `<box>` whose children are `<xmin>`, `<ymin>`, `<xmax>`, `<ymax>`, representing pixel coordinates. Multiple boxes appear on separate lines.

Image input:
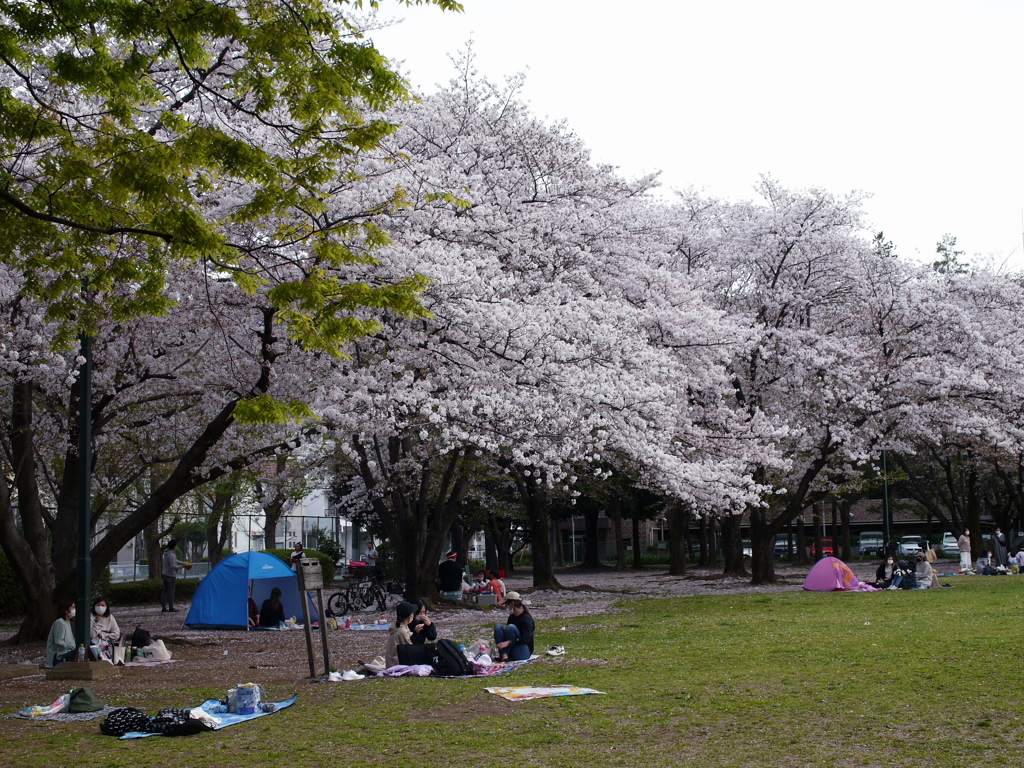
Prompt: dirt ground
<box><xmin>0</xmin><ymin>559</ymin><xmax>948</xmax><ymax>713</ymax></box>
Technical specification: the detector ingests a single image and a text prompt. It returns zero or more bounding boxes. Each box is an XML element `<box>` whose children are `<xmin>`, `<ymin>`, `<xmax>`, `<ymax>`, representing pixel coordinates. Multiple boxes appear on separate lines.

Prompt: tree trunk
<box><xmin>812</xmin><ymin>503</ymin><xmax>824</xmax><ymax>561</ymax></box>
<box><xmin>613</xmin><ymin>503</ymin><xmax>628</xmax><ymax>571</ymax></box>
<box><xmin>840</xmin><ymin>500</ymin><xmax>853</xmax><ymax>561</ymax></box>
<box><xmin>667</xmin><ymin>502</ymin><xmax>688</xmax><ymax>576</ymax></box>
<box><xmin>632</xmin><ymin>516</ymin><xmax>643</xmax><ymax>569</ymax></box>
<box><xmin>580</xmin><ymin>506</ymin><xmax>602</xmax><ymax>568</ymax></box>
<box><xmin>797</xmin><ymin>515</ymin><xmax>808</xmax><ymax>565</ymax></box>
<box><xmin>510</xmin><ymin>469</ymin><xmax>559</xmax><ymax>590</ymax></box>
<box><xmin>720</xmin><ymin>513</ymin><xmax>746</xmax><ymax>576</ymax></box>
<box><xmin>749</xmin><ymin>506</ymin><xmax>777</xmax><ymax>585</ymax></box>
<box><xmin>698</xmin><ymin>515</ymin><xmax>710</xmax><ymax>566</ymax></box>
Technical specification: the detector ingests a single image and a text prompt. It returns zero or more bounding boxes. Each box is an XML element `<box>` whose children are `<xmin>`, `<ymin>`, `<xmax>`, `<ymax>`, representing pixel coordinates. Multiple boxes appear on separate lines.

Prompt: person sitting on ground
<box><xmin>46</xmin><ymin>599</ymin><xmax>77</xmax><ymax>668</ymax></box>
<box><xmin>436</xmin><ymin>551</ymin><xmax>465</xmax><ymax>600</ymax></box>
<box><xmin>467</xmin><ymin>569</ymin><xmax>488</xmax><ymax>599</ymax></box>
<box><xmin>409</xmin><ymin>598</ymin><xmax>438</xmax><ymax>645</ymax></box>
<box><xmin>90</xmin><ymin>596</ymin><xmax>120</xmax><ymax>658</ymax></box>
<box><xmin>247</xmin><ymin>588</ymin><xmax>260</xmax><ymax>628</ymax></box>
<box><xmin>258</xmin><ymin>587</ymin><xmax>287</xmax><ymax>628</ymax></box>
<box><xmin>484</xmin><ymin>569</ymin><xmax>506</xmax><ymax>604</ymax></box>
<box><xmin>895</xmin><ymin>559</ymin><xmax>917</xmax><ymax>589</ymax></box>
<box><xmin>385</xmin><ymin>601</ymin><xmax>417</xmax><ymax>668</ymax></box>
<box><xmin>915</xmin><ymin>552</ymin><xmax>938</xmax><ymax>589</ymax></box>
<box><xmin>976</xmin><ymin>551</ymin><xmax>993</xmax><ymax>574</ymax></box>
<box><xmin>493</xmin><ymin>591</ymin><xmax>534</xmax><ymax>662</ymax></box>
<box><xmin>1015</xmin><ymin>549</ymin><xmax>1024</xmax><ymax>573</ymax></box>
<box><xmin>873</xmin><ymin>556</ymin><xmax>897</xmax><ymax>588</ymax></box>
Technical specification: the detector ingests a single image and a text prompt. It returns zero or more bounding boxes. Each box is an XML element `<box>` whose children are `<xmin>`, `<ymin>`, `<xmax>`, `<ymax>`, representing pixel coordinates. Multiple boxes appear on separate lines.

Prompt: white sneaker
<box><xmin>341</xmin><ymin>670</ymin><xmax>365</xmax><ymax>681</ymax></box>
<box><xmin>546</xmin><ymin>645</ymin><xmax>566</xmax><ymax>656</ymax></box>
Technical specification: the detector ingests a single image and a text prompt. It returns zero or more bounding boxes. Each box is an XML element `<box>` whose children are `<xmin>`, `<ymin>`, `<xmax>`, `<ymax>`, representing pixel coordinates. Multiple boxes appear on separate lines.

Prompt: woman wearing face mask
<box><xmin>874</xmin><ymin>556</ymin><xmax>897</xmax><ymax>588</ymax></box>
<box><xmin>46</xmin><ymin>599</ymin><xmax>78</xmax><ymax>668</ymax></box>
<box><xmin>90</xmin><ymin>596</ymin><xmax>120</xmax><ymax>658</ymax></box>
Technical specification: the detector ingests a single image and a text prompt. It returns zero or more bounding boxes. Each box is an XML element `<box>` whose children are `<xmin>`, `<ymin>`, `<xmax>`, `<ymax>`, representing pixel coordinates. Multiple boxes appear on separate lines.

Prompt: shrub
<box><xmin>264</xmin><ymin>549</ymin><xmax>335</xmax><ymax>583</ymax></box>
<box><xmin>107</xmin><ymin>578</ymin><xmax>200</xmax><ymax>606</ymax></box>
<box><xmin>0</xmin><ymin>551</ymin><xmax>27</xmax><ymax>617</ymax></box>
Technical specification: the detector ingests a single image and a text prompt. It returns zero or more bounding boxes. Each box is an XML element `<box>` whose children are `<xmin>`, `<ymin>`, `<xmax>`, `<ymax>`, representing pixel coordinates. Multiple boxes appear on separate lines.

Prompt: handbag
<box><xmin>67</xmin><ymin>686</ymin><xmax>104</xmax><ymax>713</ymax></box>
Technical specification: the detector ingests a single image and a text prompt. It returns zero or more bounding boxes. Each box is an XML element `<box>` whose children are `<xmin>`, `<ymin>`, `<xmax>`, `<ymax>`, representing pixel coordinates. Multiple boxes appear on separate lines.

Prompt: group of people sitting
<box><xmin>384</xmin><ymin>591</ymin><xmax>535</xmax><ymax>669</ymax></box>
<box><xmin>435</xmin><ymin>551</ymin><xmax>507</xmax><ymax>604</ymax></box>
<box><xmin>45</xmin><ymin>595</ymin><xmax>121</xmax><ymax>668</ymax></box>
<box><xmin>872</xmin><ymin>551</ymin><xmax>940</xmax><ymax>590</ymax></box>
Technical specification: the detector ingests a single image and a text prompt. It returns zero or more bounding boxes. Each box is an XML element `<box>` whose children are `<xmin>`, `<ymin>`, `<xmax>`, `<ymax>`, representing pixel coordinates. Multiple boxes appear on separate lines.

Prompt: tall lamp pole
<box><xmin>74</xmin><ymin>328</ymin><xmax>93</xmax><ymax>649</ymax></box>
<box><xmin>881</xmin><ymin>450</ymin><xmax>891</xmax><ymax>546</ymax></box>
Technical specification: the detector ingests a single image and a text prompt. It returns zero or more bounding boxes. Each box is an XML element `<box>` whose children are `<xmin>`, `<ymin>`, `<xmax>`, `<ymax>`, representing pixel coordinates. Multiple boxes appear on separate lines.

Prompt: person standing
<box><xmin>161</xmin><ymin>539</ymin><xmax>190</xmax><ymax>612</ymax></box>
<box><xmin>957</xmin><ymin>529</ymin><xmax>973</xmax><ymax>574</ymax></box>
<box><xmin>364</xmin><ymin>540</ymin><xmax>379</xmax><ymax>571</ymax></box>
<box><xmin>992</xmin><ymin>528</ymin><xmax>1009</xmax><ymax>568</ymax></box>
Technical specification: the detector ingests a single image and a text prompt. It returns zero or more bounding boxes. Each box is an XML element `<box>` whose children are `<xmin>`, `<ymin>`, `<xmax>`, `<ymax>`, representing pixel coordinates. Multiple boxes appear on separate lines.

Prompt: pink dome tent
<box><xmin>803</xmin><ymin>556</ymin><xmax>878</xmax><ymax>591</ymax></box>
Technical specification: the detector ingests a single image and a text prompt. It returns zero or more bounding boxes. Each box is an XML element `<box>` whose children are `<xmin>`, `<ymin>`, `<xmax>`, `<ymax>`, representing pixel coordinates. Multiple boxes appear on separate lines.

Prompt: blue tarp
<box><xmin>119</xmin><ymin>696</ymin><xmax>298</xmax><ymax>738</ymax></box>
<box><xmin>184</xmin><ymin>552</ymin><xmax>318</xmax><ymax>630</ymax></box>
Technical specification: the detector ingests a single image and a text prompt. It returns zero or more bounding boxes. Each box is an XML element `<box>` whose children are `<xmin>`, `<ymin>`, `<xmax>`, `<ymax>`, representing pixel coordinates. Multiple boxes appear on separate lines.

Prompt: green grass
<box><xmin>4</xmin><ymin>577</ymin><xmax>1022</xmax><ymax>767</ymax></box>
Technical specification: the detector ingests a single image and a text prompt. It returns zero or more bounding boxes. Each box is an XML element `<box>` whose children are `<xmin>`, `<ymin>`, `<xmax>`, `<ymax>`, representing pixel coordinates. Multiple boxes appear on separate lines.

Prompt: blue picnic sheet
<box><xmin>119</xmin><ymin>696</ymin><xmax>297</xmax><ymax>739</ymax></box>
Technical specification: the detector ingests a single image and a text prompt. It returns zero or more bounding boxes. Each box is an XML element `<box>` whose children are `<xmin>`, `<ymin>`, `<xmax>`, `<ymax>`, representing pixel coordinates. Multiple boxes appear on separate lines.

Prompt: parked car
<box><xmin>741</xmin><ymin>540</ymin><xmax>752</xmax><ymax>559</ymax></box>
<box><xmin>774</xmin><ymin>534</ymin><xmax>792</xmax><ymax>558</ymax></box>
<box><xmin>899</xmin><ymin>535</ymin><xmax>924</xmax><ymax>557</ymax></box>
<box><xmin>858</xmin><ymin>532</ymin><xmax>884</xmax><ymax>558</ymax></box>
<box><xmin>940</xmin><ymin>532</ymin><xmax>959</xmax><ymax>555</ymax></box>
<box><xmin>810</xmin><ymin>538</ymin><xmax>834</xmax><ymax>558</ymax></box>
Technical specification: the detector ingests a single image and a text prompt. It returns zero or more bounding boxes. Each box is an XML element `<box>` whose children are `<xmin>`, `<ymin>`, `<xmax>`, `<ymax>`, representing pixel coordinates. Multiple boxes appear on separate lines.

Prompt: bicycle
<box><xmin>326</xmin><ymin>565</ymin><xmax>404</xmax><ymax>617</ymax></box>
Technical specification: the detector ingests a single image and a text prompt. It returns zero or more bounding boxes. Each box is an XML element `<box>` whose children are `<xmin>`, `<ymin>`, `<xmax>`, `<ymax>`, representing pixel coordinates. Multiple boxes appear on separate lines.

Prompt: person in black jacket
<box><xmin>436</xmin><ymin>551</ymin><xmax>464</xmax><ymax>599</ymax></box>
<box><xmin>409</xmin><ymin>598</ymin><xmax>437</xmax><ymax>645</ymax></box>
<box><xmin>494</xmin><ymin>591</ymin><xmax>534</xmax><ymax>661</ymax></box>
<box><xmin>259</xmin><ymin>587</ymin><xmax>287</xmax><ymax>628</ymax></box>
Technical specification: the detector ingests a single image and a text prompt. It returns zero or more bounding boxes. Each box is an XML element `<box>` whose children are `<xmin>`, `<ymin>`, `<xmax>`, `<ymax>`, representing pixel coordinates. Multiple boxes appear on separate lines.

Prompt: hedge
<box><xmin>264</xmin><ymin>549</ymin><xmax>336</xmax><ymax>583</ymax></box>
<box><xmin>106</xmin><ymin>578</ymin><xmax>200</xmax><ymax>606</ymax></box>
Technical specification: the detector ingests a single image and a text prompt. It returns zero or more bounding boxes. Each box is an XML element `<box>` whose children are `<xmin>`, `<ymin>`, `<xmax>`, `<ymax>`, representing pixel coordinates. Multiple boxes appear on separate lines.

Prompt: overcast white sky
<box><xmin>369</xmin><ymin>0</ymin><xmax>1024</xmax><ymax>270</ymax></box>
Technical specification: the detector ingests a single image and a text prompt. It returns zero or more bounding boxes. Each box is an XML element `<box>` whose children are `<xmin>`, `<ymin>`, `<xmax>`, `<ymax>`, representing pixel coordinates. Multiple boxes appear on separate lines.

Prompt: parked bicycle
<box><xmin>326</xmin><ymin>563</ymin><xmax>404</xmax><ymax>617</ymax></box>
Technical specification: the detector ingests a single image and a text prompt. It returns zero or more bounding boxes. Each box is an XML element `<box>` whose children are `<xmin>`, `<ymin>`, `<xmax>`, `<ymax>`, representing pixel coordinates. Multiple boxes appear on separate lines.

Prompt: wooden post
<box><xmin>296</xmin><ymin>562</ymin><xmax>317</xmax><ymax>679</ymax></box>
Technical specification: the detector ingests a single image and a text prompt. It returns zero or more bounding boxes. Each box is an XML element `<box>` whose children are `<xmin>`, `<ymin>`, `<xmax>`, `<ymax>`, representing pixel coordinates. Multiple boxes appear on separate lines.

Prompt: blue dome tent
<box><xmin>185</xmin><ymin>551</ymin><xmax>319</xmax><ymax>630</ymax></box>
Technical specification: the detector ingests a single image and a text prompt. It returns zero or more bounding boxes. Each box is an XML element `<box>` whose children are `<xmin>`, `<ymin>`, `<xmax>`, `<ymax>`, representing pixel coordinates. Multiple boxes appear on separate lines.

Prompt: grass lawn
<box><xmin>3</xmin><ymin>576</ymin><xmax>1021</xmax><ymax>767</ymax></box>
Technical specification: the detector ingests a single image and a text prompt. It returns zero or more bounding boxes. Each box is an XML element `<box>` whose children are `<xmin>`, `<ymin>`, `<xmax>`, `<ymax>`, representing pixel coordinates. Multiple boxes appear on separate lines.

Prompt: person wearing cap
<box><xmin>385</xmin><ymin>601</ymin><xmax>417</xmax><ymax>668</ymax></box>
<box><xmin>437</xmin><ymin>551</ymin><xmax>464</xmax><ymax>600</ymax></box>
<box><xmin>493</xmin><ymin>591</ymin><xmax>534</xmax><ymax>661</ymax></box>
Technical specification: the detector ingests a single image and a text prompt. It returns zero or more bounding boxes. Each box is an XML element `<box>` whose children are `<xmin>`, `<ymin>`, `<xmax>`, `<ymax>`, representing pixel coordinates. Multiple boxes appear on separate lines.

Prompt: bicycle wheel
<box><xmin>372</xmin><ymin>586</ymin><xmax>388</xmax><ymax>612</ymax></box>
<box><xmin>326</xmin><ymin>592</ymin><xmax>349</xmax><ymax>617</ymax></box>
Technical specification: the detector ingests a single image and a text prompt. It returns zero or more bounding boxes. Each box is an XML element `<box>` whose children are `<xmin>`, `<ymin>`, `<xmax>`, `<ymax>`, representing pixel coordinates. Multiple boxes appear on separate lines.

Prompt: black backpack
<box><xmin>397</xmin><ymin>643</ymin><xmax>436</xmax><ymax>667</ymax></box>
<box><xmin>431</xmin><ymin>638</ymin><xmax>472</xmax><ymax>676</ymax></box>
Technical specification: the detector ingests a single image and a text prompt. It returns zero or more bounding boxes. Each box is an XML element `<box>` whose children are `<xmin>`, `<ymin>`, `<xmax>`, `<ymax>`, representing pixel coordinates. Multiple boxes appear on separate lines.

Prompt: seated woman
<box><xmin>493</xmin><ymin>591</ymin><xmax>534</xmax><ymax>662</ymax></box>
<box><xmin>258</xmin><ymin>587</ymin><xmax>287</xmax><ymax>628</ymax></box>
<box><xmin>385</xmin><ymin>602</ymin><xmax>417</xmax><ymax>668</ymax></box>
<box><xmin>46</xmin><ymin>600</ymin><xmax>77</xmax><ymax>668</ymax></box>
<box><xmin>409</xmin><ymin>598</ymin><xmax>437</xmax><ymax>645</ymax></box>
<box><xmin>916</xmin><ymin>552</ymin><xmax>938</xmax><ymax>588</ymax></box>
<box><xmin>873</xmin><ymin>556</ymin><xmax>896</xmax><ymax>588</ymax></box>
<box><xmin>248</xmin><ymin>596</ymin><xmax>260</xmax><ymax>628</ymax></box>
<box><xmin>90</xmin><ymin>596</ymin><xmax>120</xmax><ymax>659</ymax></box>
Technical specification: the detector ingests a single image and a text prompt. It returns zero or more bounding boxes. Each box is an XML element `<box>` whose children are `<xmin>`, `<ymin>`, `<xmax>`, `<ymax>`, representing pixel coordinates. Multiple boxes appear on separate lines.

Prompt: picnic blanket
<box><xmin>437</xmin><ymin>658</ymin><xmax>534</xmax><ymax>678</ymax></box>
<box><xmin>339</xmin><ymin>623</ymin><xmax>390</xmax><ymax>631</ymax></box>
<box><xmin>485</xmin><ymin>685</ymin><xmax>605</xmax><ymax>702</ymax></box>
<box><xmin>122</xmin><ymin>659</ymin><xmax>178</xmax><ymax>667</ymax></box>
<box><xmin>119</xmin><ymin>696</ymin><xmax>297</xmax><ymax>739</ymax></box>
<box><xmin>8</xmin><ymin>705</ymin><xmax>116</xmax><ymax>722</ymax></box>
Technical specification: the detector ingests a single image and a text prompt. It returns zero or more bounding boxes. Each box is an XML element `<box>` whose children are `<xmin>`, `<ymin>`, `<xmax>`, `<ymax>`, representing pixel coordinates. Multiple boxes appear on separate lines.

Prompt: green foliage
<box><xmin>0</xmin><ymin>0</ymin><xmax>457</xmax><ymax>346</ymax></box>
<box><xmin>106</xmin><ymin>578</ymin><xmax>200</xmax><ymax>606</ymax></box>
<box><xmin>0</xmin><ymin>551</ymin><xmax>26</xmax><ymax>617</ymax></box>
<box><xmin>265</xmin><ymin>548</ymin><xmax>335</xmax><ymax>583</ymax></box>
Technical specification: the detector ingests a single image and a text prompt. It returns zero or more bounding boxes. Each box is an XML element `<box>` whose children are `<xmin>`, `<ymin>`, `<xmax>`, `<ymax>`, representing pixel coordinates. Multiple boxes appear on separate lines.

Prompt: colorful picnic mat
<box><xmin>120</xmin><ymin>696</ymin><xmax>297</xmax><ymax>739</ymax></box>
<box><xmin>485</xmin><ymin>685</ymin><xmax>605</xmax><ymax>702</ymax></box>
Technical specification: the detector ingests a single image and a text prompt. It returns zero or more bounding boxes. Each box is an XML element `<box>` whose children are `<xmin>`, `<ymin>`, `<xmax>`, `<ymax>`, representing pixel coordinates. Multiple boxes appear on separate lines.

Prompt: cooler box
<box><xmin>476</xmin><ymin>593</ymin><xmax>498</xmax><ymax>606</ymax></box>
